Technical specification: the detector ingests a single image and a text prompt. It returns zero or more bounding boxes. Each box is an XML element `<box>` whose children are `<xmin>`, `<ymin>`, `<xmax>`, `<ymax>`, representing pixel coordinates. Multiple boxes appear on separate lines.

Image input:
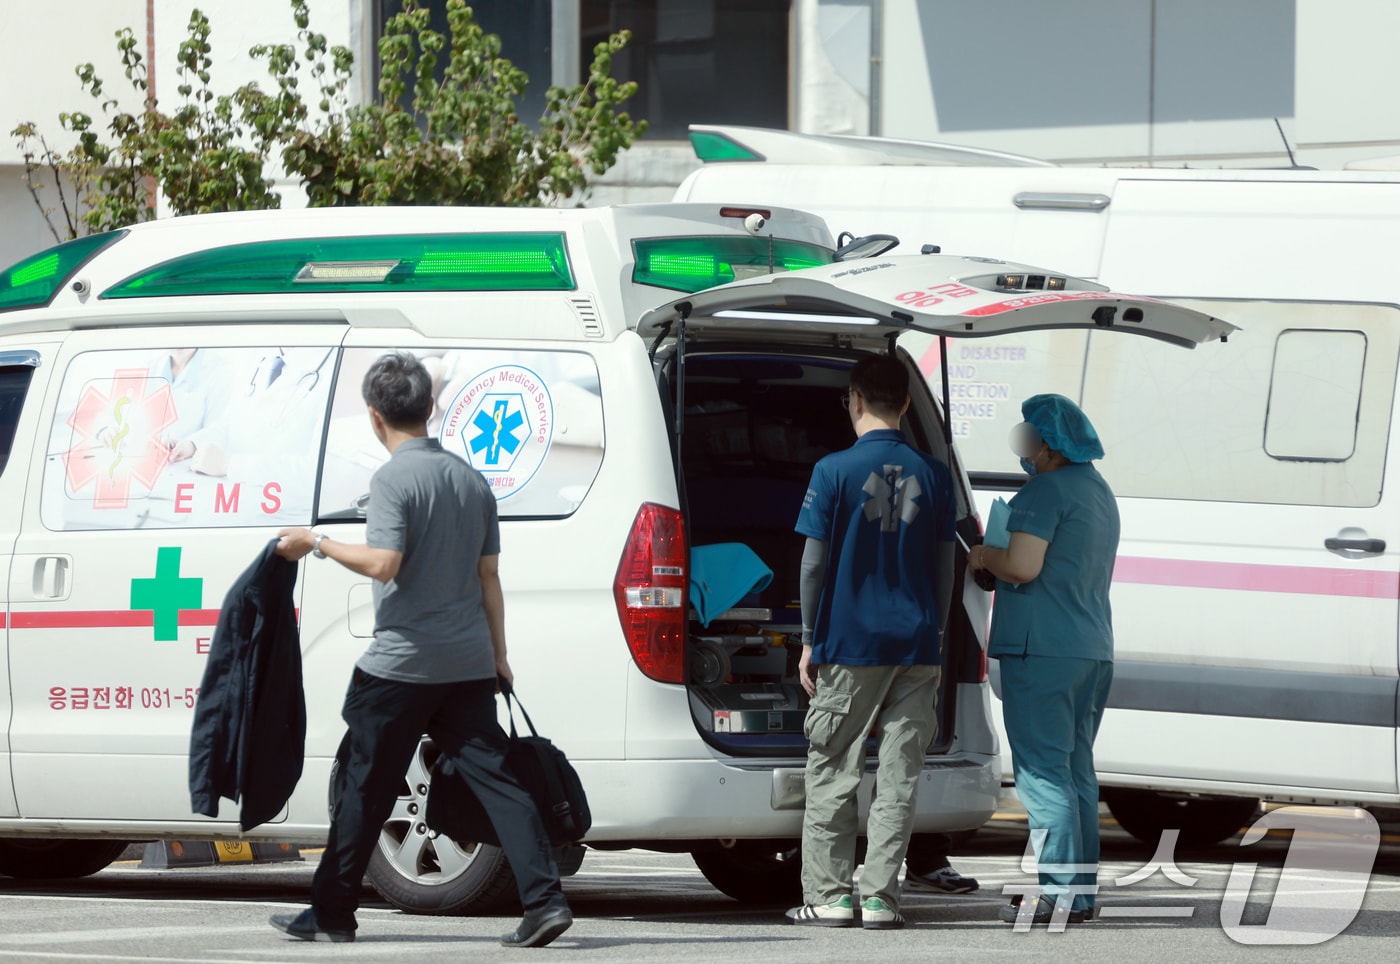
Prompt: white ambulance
<box><xmin>676</xmin><ymin>124</ymin><xmax>1400</xmax><ymax>846</ymax></box>
<box><xmin>0</xmin><ymin>203</ymin><xmax>1229</xmax><ymax>911</ymax></box>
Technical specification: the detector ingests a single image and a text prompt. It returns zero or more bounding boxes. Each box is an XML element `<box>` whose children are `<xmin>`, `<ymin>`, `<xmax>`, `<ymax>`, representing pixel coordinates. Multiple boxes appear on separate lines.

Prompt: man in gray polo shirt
<box><xmin>270</xmin><ymin>352</ymin><xmax>570</xmax><ymax>948</ymax></box>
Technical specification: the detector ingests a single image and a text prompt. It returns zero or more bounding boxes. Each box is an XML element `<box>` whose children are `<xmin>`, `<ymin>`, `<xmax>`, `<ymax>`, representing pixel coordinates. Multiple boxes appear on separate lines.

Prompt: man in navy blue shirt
<box><xmin>785</xmin><ymin>353</ymin><xmax>956</xmax><ymax>930</ymax></box>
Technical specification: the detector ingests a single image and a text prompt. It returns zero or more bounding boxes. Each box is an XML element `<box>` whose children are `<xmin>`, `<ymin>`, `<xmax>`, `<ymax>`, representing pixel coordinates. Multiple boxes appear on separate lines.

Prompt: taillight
<box><xmin>614</xmin><ymin>503</ymin><xmax>688</xmax><ymax>683</ymax></box>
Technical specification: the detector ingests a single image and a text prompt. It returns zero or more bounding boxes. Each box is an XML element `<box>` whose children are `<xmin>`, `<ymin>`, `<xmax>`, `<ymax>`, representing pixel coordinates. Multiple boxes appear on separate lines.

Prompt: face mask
<box><xmin>1010</xmin><ymin>422</ymin><xmax>1043</xmax><ymax>477</ymax></box>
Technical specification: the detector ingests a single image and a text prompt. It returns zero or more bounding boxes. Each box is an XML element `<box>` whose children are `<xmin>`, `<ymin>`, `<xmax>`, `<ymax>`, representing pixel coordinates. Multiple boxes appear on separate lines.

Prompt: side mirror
<box><xmin>833</xmin><ymin>233</ymin><xmax>900</xmax><ymax>261</ymax></box>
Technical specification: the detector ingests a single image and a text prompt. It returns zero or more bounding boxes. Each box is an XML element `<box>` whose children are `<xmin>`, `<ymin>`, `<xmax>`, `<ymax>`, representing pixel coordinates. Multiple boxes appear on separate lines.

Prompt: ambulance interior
<box><xmin>669</xmin><ymin>349</ymin><xmax>969</xmax><ymax>758</ymax></box>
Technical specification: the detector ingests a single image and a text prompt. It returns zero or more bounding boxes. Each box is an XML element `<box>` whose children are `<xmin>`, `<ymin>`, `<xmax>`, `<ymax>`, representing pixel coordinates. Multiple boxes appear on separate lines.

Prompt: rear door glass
<box><xmin>903</xmin><ymin>329</ymin><xmax>1088</xmax><ymax>482</ymax></box>
<box><xmin>318</xmin><ymin>348</ymin><xmax>604</xmax><ymax>520</ymax></box>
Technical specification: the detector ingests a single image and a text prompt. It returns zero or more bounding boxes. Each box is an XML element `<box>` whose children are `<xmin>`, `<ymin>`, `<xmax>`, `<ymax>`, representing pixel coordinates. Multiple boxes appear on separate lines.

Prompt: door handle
<box><xmin>1324</xmin><ymin>537</ymin><xmax>1386</xmax><ymax>553</ymax></box>
<box><xmin>32</xmin><ymin>556</ymin><xmax>70</xmax><ymax>598</ymax></box>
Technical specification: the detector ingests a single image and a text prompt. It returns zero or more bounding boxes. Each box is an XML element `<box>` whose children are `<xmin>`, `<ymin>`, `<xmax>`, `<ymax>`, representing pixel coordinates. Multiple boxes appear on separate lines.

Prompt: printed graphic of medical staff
<box><xmin>439</xmin><ymin>364</ymin><xmax>554</xmax><ymax>499</ymax></box>
<box><xmin>154</xmin><ymin>348</ymin><xmax>234</xmax><ymax>443</ymax></box>
<box><xmin>166</xmin><ymin>346</ymin><xmax>335</xmax><ymax>522</ymax></box>
<box><xmin>42</xmin><ymin>346</ymin><xmax>325</xmax><ymax>530</ymax></box>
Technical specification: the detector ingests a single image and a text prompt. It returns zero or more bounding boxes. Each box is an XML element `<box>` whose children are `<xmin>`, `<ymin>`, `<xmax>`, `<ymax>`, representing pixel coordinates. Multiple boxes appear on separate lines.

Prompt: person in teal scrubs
<box><xmin>968</xmin><ymin>393</ymin><xmax>1120</xmax><ymax>927</ymax></box>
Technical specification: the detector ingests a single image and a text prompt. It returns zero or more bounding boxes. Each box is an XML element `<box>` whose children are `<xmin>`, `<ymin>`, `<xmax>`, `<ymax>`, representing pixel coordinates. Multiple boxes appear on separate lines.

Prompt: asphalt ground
<box><xmin>2</xmin><ymin>808</ymin><xmax>1399</xmax><ymax>962</ymax></box>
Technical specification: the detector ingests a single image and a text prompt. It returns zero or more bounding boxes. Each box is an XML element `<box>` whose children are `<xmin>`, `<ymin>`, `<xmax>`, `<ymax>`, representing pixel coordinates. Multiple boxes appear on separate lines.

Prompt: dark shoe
<box><xmin>269</xmin><ymin>908</ymin><xmax>355</xmax><ymax>943</ymax></box>
<box><xmin>905</xmin><ymin>866</ymin><xmax>980</xmax><ymax>894</ymax></box>
<box><xmin>999</xmin><ymin>896</ymin><xmax>1086</xmax><ymax>926</ymax></box>
<box><xmin>1004</xmin><ymin>892</ymin><xmax>1096</xmax><ymax>921</ymax></box>
<box><xmin>502</xmin><ymin>904</ymin><xmax>573</xmax><ymax>948</ymax></box>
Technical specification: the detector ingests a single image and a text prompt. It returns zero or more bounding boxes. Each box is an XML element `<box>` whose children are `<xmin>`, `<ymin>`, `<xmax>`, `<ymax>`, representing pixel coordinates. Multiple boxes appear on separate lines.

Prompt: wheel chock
<box><xmin>247</xmin><ymin>842</ymin><xmax>303</xmax><ymax>862</ymax></box>
<box><xmin>139</xmin><ymin>840</ymin><xmax>303</xmax><ymax>868</ymax></box>
<box><xmin>140</xmin><ymin>840</ymin><xmax>219</xmax><ymax>868</ymax></box>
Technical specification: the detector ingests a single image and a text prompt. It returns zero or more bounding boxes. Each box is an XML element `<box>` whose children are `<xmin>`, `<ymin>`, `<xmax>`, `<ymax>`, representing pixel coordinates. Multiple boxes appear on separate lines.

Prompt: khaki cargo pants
<box><xmin>800</xmin><ymin>662</ymin><xmax>941</xmax><ymax>910</ymax></box>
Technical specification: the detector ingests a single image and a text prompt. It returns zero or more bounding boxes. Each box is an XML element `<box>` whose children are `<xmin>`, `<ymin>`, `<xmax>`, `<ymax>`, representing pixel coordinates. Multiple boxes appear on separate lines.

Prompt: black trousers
<box><xmin>904</xmin><ymin>832</ymin><xmax>954</xmax><ymax>875</ymax></box>
<box><xmin>311</xmin><ymin>670</ymin><xmax>564</xmax><ymax>930</ymax></box>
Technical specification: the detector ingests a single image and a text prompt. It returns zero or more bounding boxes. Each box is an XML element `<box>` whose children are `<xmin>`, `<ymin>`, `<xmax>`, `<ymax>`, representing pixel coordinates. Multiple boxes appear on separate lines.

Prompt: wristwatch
<box><xmin>312</xmin><ymin>533</ymin><xmax>327</xmax><ymax>559</ymax></box>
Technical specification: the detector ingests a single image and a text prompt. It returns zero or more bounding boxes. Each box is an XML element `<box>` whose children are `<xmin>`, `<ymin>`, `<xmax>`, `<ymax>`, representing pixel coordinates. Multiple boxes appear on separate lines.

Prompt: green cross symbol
<box><xmin>130</xmin><ymin>547</ymin><xmax>203</xmax><ymax>641</ymax></box>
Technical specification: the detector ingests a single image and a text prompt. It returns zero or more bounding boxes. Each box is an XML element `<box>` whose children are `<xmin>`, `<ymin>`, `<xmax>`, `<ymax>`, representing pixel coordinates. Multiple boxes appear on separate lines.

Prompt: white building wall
<box><xmin>148</xmin><ymin>0</ymin><xmax>362</xmax><ymax>213</ymax></box>
<box><xmin>0</xmin><ymin>0</ymin><xmax>363</xmax><ymax>267</ymax></box>
<box><xmin>1</xmin><ymin>0</ymin><xmax>147</xmax><ymax>267</ymax></box>
<box><xmin>9</xmin><ymin>0</ymin><xmax>1400</xmax><ymax>267</ymax></box>
<box><xmin>147</xmin><ymin>0</ymin><xmax>362</xmax><ymax>115</ymax></box>
<box><xmin>1293</xmin><ymin>0</ymin><xmax>1400</xmax><ymax>169</ymax></box>
<box><xmin>794</xmin><ymin>0</ymin><xmax>868</xmax><ymax>136</ymax></box>
<box><xmin>1</xmin><ymin>1</ymin><xmax>150</xmax><ymax>166</ymax></box>
<box><xmin>801</xmin><ymin>0</ymin><xmax>1400</xmax><ymax>171</ymax></box>
<box><xmin>583</xmin><ymin>143</ymin><xmax>699</xmax><ymax>207</ymax></box>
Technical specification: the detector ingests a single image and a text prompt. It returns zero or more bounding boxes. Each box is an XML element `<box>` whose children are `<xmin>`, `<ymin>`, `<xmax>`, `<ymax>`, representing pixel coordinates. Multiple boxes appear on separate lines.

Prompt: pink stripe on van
<box><xmin>1113</xmin><ymin>556</ymin><xmax>1400</xmax><ymax>599</ymax></box>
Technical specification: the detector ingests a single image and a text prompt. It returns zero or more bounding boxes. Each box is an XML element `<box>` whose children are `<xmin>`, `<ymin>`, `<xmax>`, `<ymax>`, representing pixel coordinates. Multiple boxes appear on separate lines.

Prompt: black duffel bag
<box><xmin>425</xmin><ymin>679</ymin><xmax>591</xmax><ymax>848</ymax></box>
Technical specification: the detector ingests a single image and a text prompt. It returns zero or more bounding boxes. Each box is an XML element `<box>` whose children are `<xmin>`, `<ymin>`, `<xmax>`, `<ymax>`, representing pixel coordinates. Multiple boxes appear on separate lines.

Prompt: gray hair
<box><xmin>361</xmin><ymin>352</ymin><xmax>434</xmax><ymax>428</ymax></box>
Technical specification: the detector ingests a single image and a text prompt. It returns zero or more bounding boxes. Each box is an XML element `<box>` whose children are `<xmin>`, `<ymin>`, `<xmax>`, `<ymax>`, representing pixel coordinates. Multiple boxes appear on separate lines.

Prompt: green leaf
<box><xmin>21</xmin><ymin>0</ymin><xmax>643</xmax><ymax>225</ymax></box>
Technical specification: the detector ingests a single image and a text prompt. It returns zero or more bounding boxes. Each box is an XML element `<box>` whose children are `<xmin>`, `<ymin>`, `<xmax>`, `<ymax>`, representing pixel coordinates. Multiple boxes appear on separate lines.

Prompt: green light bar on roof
<box><xmin>633</xmin><ymin>236</ymin><xmax>833</xmax><ymax>294</ymax></box>
<box><xmin>101</xmin><ymin>232</ymin><xmax>575</xmax><ymax>299</ymax></box>
<box><xmin>689</xmin><ymin>131</ymin><xmax>764</xmax><ymax>162</ymax></box>
<box><xmin>0</xmin><ymin>231</ymin><xmax>126</xmax><ymax>313</ymax></box>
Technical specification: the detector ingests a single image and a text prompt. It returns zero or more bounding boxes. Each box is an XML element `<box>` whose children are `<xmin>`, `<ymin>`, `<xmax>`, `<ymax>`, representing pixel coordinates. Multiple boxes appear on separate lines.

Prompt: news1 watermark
<box><xmin>1003</xmin><ymin>806</ymin><xmax>1381</xmax><ymax>943</ymax></box>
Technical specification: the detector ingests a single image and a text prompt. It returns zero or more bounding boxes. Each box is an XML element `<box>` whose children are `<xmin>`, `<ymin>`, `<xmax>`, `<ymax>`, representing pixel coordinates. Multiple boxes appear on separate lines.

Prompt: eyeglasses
<box><xmin>840</xmin><ymin>391</ymin><xmax>853</xmax><ymax>410</ymax></box>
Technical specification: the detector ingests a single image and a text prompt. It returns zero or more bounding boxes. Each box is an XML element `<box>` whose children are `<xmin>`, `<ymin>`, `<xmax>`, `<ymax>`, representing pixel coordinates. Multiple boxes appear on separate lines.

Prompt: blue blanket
<box><xmin>690</xmin><ymin>543</ymin><xmax>774</xmax><ymax>627</ymax></box>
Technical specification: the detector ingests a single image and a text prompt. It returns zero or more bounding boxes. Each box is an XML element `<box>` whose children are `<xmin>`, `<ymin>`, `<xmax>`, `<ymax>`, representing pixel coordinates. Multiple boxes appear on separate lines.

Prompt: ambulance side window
<box><xmin>0</xmin><ymin>364</ymin><xmax>36</xmax><ymax>478</ymax></box>
<box><xmin>1264</xmin><ymin>329</ymin><xmax>1365</xmax><ymax>461</ymax></box>
<box><xmin>317</xmin><ymin>347</ymin><xmax>605</xmax><ymax>521</ymax></box>
<box><xmin>41</xmin><ymin>346</ymin><xmax>336</xmax><ymax>530</ymax></box>
<box><xmin>1082</xmin><ymin>303</ymin><xmax>1398</xmax><ymax>508</ymax></box>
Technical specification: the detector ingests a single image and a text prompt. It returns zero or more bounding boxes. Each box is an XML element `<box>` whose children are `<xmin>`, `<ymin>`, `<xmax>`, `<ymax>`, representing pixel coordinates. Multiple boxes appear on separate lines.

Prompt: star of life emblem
<box><xmin>62</xmin><ymin>368</ymin><xmax>177</xmax><ymax>509</ymax></box>
<box><xmin>862</xmin><ymin>464</ymin><xmax>921</xmax><ymax>532</ymax></box>
<box><xmin>439</xmin><ymin>364</ymin><xmax>554</xmax><ymax>500</ymax></box>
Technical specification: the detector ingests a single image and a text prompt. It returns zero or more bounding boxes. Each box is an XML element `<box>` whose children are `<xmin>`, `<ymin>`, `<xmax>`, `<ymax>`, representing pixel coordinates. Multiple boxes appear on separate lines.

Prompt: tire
<box><xmin>1102</xmin><ymin>787</ymin><xmax>1260</xmax><ymax>848</ymax></box>
<box><xmin>0</xmin><ymin>839</ymin><xmax>129</xmax><ymax>879</ymax></box>
<box><xmin>691</xmin><ymin>840</ymin><xmax>802</xmax><ymax>904</ymax></box>
<box><xmin>330</xmin><ymin>737</ymin><xmax>519</xmax><ymax>916</ymax></box>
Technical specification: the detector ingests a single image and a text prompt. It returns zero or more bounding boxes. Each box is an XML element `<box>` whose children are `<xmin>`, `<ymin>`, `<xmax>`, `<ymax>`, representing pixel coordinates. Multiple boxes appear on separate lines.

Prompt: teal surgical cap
<box><xmin>1021</xmin><ymin>393</ymin><xmax>1104</xmax><ymax>463</ymax></box>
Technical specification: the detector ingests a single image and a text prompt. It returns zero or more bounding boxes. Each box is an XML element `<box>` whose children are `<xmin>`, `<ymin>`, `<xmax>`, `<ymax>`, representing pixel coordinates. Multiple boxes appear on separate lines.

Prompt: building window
<box><xmin>922</xmin><ymin>0</ymin><xmax>1293</xmax><ymax>133</ymax></box>
<box><xmin>580</xmin><ymin>0</ymin><xmax>790</xmax><ymax>140</ymax></box>
<box><xmin>377</xmin><ymin>0</ymin><xmax>554</xmax><ymax>123</ymax></box>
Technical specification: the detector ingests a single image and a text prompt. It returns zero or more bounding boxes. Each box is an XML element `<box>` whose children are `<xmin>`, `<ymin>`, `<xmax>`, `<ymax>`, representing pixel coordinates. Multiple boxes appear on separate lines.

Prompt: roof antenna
<box><xmin>1274</xmin><ymin>117</ymin><xmax>1300</xmax><ymax>169</ymax></box>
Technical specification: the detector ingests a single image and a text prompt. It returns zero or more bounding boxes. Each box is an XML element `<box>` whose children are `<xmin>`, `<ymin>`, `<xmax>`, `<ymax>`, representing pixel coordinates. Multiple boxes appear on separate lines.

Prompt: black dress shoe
<box><xmin>269</xmin><ymin>908</ymin><xmax>356</xmax><ymax>942</ymax></box>
<box><xmin>501</xmin><ymin>904</ymin><xmax>573</xmax><ymax>948</ymax></box>
<box><xmin>998</xmin><ymin>896</ymin><xmax>1086</xmax><ymax>926</ymax></box>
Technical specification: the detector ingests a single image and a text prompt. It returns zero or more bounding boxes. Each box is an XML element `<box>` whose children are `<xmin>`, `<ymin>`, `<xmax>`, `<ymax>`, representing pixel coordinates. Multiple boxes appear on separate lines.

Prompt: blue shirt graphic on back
<box><xmin>795</xmin><ymin>429</ymin><xmax>956</xmax><ymax>666</ymax></box>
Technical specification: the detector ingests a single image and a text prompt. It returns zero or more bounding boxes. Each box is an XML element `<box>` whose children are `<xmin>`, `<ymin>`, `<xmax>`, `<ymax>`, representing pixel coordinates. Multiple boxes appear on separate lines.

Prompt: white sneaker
<box><xmin>861</xmin><ymin>897</ymin><xmax>906</xmax><ymax>930</ymax></box>
<box><xmin>785</xmin><ymin>895</ymin><xmax>855</xmax><ymax>927</ymax></box>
